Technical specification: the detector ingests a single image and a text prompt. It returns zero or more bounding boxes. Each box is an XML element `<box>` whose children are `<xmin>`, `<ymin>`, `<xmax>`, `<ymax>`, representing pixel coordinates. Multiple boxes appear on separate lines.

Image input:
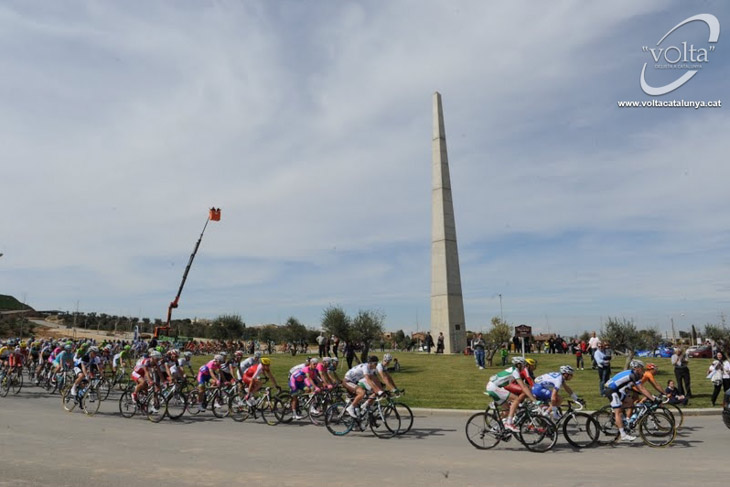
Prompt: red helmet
<box><xmin>646</xmin><ymin>363</ymin><xmax>657</xmax><ymax>371</ymax></box>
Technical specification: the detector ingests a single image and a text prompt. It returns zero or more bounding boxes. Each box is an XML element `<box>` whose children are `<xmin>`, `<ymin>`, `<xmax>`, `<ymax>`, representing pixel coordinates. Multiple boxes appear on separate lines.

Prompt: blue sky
<box><xmin>2</xmin><ymin>1</ymin><xmax>729</xmax><ymax>337</ymax></box>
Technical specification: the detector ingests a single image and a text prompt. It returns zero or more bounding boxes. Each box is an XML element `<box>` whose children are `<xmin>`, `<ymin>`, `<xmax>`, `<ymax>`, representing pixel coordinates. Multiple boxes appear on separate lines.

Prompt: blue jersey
<box><xmin>605</xmin><ymin>369</ymin><xmax>641</xmax><ymax>392</ymax></box>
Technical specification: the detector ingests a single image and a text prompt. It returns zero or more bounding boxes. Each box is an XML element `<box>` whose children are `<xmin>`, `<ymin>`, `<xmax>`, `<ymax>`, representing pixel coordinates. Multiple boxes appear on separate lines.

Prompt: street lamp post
<box><xmin>498</xmin><ymin>294</ymin><xmax>503</xmax><ymax>321</ymax></box>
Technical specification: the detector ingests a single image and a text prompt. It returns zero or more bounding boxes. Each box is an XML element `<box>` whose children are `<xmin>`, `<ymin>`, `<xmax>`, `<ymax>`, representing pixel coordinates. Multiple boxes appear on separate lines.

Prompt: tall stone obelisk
<box><xmin>431</xmin><ymin>92</ymin><xmax>467</xmax><ymax>354</ymax></box>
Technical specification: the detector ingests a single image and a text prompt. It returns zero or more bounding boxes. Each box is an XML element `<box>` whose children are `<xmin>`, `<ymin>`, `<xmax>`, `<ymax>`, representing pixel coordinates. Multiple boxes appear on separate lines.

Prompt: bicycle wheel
<box><xmin>82</xmin><ymin>386</ymin><xmax>102</xmax><ymax>416</ymax></box>
<box><xmin>0</xmin><ymin>374</ymin><xmax>10</xmax><ymax>397</ymax></box>
<box><xmin>325</xmin><ymin>401</ymin><xmax>354</xmax><ymax>436</ymax></box>
<box><xmin>146</xmin><ymin>391</ymin><xmax>166</xmax><ymax>423</ymax></box>
<box><xmin>465</xmin><ymin>411</ymin><xmax>502</xmax><ymax>450</ymax></box>
<box><xmin>61</xmin><ymin>384</ymin><xmax>77</xmax><ymax>412</ymax></box>
<box><xmin>663</xmin><ymin>403</ymin><xmax>684</xmax><ymax>429</ymax></box>
<box><xmin>591</xmin><ymin>407</ymin><xmax>620</xmax><ymax>445</ymax></box>
<box><xmin>562</xmin><ymin>412</ymin><xmax>600</xmax><ymax>448</ymax></box>
<box><xmin>187</xmin><ymin>389</ymin><xmax>203</xmax><ymax>415</ymax></box>
<box><xmin>370</xmin><ymin>404</ymin><xmax>400</xmax><ymax>438</ymax></box>
<box><xmin>211</xmin><ymin>390</ymin><xmax>230</xmax><ymax>418</ymax></box>
<box><xmin>258</xmin><ymin>395</ymin><xmax>279</xmax><ymax>426</ymax></box>
<box><xmin>10</xmin><ymin>371</ymin><xmax>23</xmax><ymax>394</ymax></box>
<box><xmin>97</xmin><ymin>378</ymin><xmax>112</xmax><ymax>401</ymax></box>
<box><xmin>273</xmin><ymin>393</ymin><xmax>294</xmax><ymax>424</ymax></box>
<box><xmin>391</xmin><ymin>402</ymin><xmax>414</xmax><ymax>435</ymax></box>
<box><xmin>638</xmin><ymin>410</ymin><xmax>676</xmax><ymax>447</ymax></box>
<box><xmin>166</xmin><ymin>391</ymin><xmax>187</xmax><ymax>420</ymax></box>
<box><xmin>229</xmin><ymin>392</ymin><xmax>251</xmax><ymax>422</ymax></box>
<box><xmin>119</xmin><ymin>390</ymin><xmax>138</xmax><ymax>418</ymax></box>
<box><xmin>308</xmin><ymin>395</ymin><xmax>327</xmax><ymax>426</ymax></box>
<box><xmin>519</xmin><ymin>415</ymin><xmax>558</xmax><ymax>452</ymax></box>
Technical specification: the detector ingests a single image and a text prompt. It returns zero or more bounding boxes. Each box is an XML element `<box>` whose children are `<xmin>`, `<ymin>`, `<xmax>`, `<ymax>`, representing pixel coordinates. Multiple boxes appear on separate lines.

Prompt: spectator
<box><xmin>332</xmin><ymin>335</ymin><xmax>340</xmax><ymax>358</ymax></box>
<box><xmin>472</xmin><ymin>333</ymin><xmax>486</xmax><ymax>370</ymax></box>
<box><xmin>594</xmin><ymin>340</ymin><xmax>612</xmax><ymax>396</ymax></box>
<box><xmin>588</xmin><ymin>332</ymin><xmax>600</xmax><ymax>369</ymax></box>
<box><xmin>707</xmin><ymin>351</ymin><xmax>730</xmax><ymax>407</ymax></box>
<box><xmin>426</xmin><ymin>332</ymin><xmax>434</xmax><ymax>354</ymax></box>
<box><xmin>575</xmin><ymin>340</ymin><xmax>584</xmax><ymax>370</ymax></box>
<box><xmin>671</xmin><ymin>347</ymin><xmax>692</xmax><ymax>398</ymax></box>
<box><xmin>500</xmin><ymin>346</ymin><xmax>508</xmax><ymax>366</ymax></box>
<box><xmin>317</xmin><ymin>333</ymin><xmax>326</xmax><ymax>358</ymax></box>
<box><xmin>665</xmin><ymin>379</ymin><xmax>688</xmax><ymax>406</ymax></box>
<box><xmin>436</xmin><ymin>332</ymin><xmax>445</xmax><ymax>353</ymax></box>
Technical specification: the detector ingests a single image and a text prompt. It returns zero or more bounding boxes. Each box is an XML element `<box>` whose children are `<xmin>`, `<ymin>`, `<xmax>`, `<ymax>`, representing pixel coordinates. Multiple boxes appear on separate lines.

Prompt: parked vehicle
<box><xmin>687</xmin><ymin>345</ymin><xmax>712</xmax><ymax>358</ymax></box>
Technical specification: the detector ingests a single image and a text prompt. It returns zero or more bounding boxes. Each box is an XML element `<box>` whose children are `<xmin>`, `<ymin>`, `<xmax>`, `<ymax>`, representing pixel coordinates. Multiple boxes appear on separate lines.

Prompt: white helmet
<box><xmin>383</xmin><ymin>353</ymin><xmax>393</xmax><ymax>363</ymax></box>
<box><xmin>254</xmin><ymin>351</ymin><xmax>262</xmax><ymax>359</ymax></box>
<box><xmin>511</xmin><ymin>356</ymin><xmax>526</xmax><ymax>366</ymax></box>
<box><xmin>559</xmin><ymin>365</ymin><xmax>574</xmax><ymax>375</ymax></box>
<box><xmin>629</xmin><ymin>359</ymin><xmax>645</xmax><ymax>369</ymax></box>
<box><xmin>150</xmin><ymin>351</ymin><xmax>163</xmax><ymax>359</ymax></box>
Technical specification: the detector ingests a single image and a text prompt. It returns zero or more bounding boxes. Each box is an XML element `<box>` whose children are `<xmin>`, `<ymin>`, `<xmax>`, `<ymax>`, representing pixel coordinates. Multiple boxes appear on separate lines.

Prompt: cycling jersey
<box><xmin>605</xmin><ymin>370</ymin><xmax>642</xmax><ymax>393</ymax></box>
<box><xmin>53</xmin><ymin>351</ymin><xmax>74</xmax><ymax>369</ymax></box>
<box><xmin>488</xmin><ymin>367</ymin><xmax>521</xmax><ymax>387</ymax></box>
<box><xmin>239</xmin><ymin>357</ymin><xmax>258</xmax><ymax>377</ymax></box>
<box><xmin>344</xmin><ymin>363</ymin><xmax>374</xmax><ymax>384</ymax></box>
<box><xmin>532</xmin><ymin>372</ymin><xmax>564</xmax><ymax>402</ymax></box>
<box><xmin>243</xmin><ymin>363</ymin><xmax>264</xmax><ymax>384</ymax></box>
<box><xmin>504</xmin><ymin>368</ymin><xmax>533</xmax><ymax>395</ymax></box>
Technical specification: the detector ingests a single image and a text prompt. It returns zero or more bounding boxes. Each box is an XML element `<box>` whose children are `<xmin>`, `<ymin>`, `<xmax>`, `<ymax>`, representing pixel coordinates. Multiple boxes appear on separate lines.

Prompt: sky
<box><xmin>2</xmin><ymin>1</ymin><xmax>730</xmax><ymax>337</ymax></box>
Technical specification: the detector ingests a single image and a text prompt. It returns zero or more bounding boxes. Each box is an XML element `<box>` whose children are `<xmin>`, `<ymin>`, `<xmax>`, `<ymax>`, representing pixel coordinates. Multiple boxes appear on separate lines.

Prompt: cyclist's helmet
<box><xmin>383</xmin><ymin>353</ymin><xmax>393</xmax><ymax>363</ymax></box>
<box><xmin>254</xmin><ymin>351</ymin><xmax>262</xmax><ymax>359</ymax></box>
<box><xmin>511</xmin><ymin>356</ymin><xmax>526</xmax><ymax>366</ymax></box>
<box><xmin>368</xmin><ymin>355</ymin><xmax>379</xmax><ymax>364</ymax></box>
<box><xmin>559</xmin><ymin>365</ymin><xmax>575</xmax><ymax>375</ymax></box>
<box><xmin>646</xmin><ymin>363</ymin><xmax>657</xmax><ymax>371</ymax></box>
<box><xmin>214</xmin><ymin>354</ymin><xmax>224</xmax><ymax>363</ymax></box>
<box><xmin>234</xmin><ymin>350</ymin><xmax>244</xmax><ymax>358</ymax></box>
<box><xmin>331</xmin><ymin>356</ymin><xmax>339</xmax><ymax>363</ymax></box>
<box><xmin>260</xmin><ymin>358</ymin><xmax>271</xmax><ymax>366</ymax></box>
<box><xmin>183</xmin><ymin>351</ymin><xmax>193</xmax><ymax>359</ymax></box>
<box><xmin>150</xmin><ymin>351</ymin><xmax>163</xmax><ymax>359</ymax></box>
<box><xmin>20</xmin><ymin>342</ymin><xmax>26</xmax><ymax>348</ymax></box>
<box><xmin>525</xmin><ymin>358</ymin><xmax>537</xmax><ymax>367</ymax></box>
<box><xmin>309</xmin><ymin>357</ymin><xmax>319</xmax><ymax>365</ymax></box>
<box><xmin>629</xmin><ymin>359</ymin><xmax>645</xmax><ymax>369</ymax></box>
<box><xmin>156</xmin><ymin>346</ymin><xmax>164</xmax><ymax>353</ymax></box>
<box><xmin>89</xmin><ymin>346</ymin><xmax>99</xmax><ymax>353</ymax></box>
<box><xmin>124</xmin><ymin>345</ymin><xmax>132</xmax><ymax>351</ymax></box>
<box><xmin>64</xmin><ymin>344</ymin><xmax>73</xmax><ymax>351</ymax></box>
<box><xmin>322</xmin><ymin>357</ymin><xmax>332</xmax><ymax>364</ymax></box>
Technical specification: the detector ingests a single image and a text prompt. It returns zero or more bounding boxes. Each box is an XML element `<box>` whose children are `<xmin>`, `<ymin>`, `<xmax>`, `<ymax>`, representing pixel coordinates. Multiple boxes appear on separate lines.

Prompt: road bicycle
<box><xmin>535</xmin><ymin>399</ymin><xmax>600</xmax><ymax>448</ymax></box>
<box><xmin>381</xmin><ymin>389</ymin><xmax>414</xmax><ymax>436</ymax></box>
<box><xmin>61</xmin><ymin>375</ymin><xmax>103</xmax><ymax>416</ymax></box>
<box><xmin>465</xmin><ymin>400</ymin><xmax>559</xmax><ymax>452</ymax></box>
<box><xmin>324</xmin><ymin>392</ymin><xmax>401</xmax><ymax>439</ymax></box>
<box><xmin>0</xmin><ymin>366</ymin><xmax>24</xmax><ymax>397</ymax></box>
<box><xmin>118</xmin><ymin>382</ymin><xmax>169</xmax><ymax>422</ymax></box>
<box><xmin>186</xmin><ymin>381</ymin><xmax>233</xmax><ymax>418</ymax></box>
<box><xmin>229</xmin><ymin>386</ymin><xmax>278</xmax><ymax>425</ymax></box>
<box><xmin>591</xmin><ymin>397</ymin><xmax>676</xmax><ymax>447</ymax></box>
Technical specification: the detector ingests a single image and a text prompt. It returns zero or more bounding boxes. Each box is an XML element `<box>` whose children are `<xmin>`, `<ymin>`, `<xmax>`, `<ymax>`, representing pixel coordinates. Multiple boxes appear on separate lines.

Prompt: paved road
<box><xmin>1</xmin><ymin>388</ymin><xmax>728</xmax><ymax>487</ymax></box>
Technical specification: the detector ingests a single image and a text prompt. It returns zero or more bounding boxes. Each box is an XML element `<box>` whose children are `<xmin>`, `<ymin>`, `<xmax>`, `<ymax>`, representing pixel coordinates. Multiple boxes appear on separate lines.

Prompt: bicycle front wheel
<box><xmin>562</xmin><ymin>412</ymin><xmax>599</xmax><ymax>448</ymax></box>
<box><xmin>591</xmin><ymin>407</ymin><xmax>620</xmax><ymax>445</ymax></box>
<box><xmin>273</xmin><ymin>393</ymin><xmax>293</xmax><ymax>424</ymax></box>
<box><xmin>10</xmin><ymin>372</ymin><xmax>23</xmax><ymax>394</ymax></box>
<box><xmin>391</xmin><ymin>402</ymin><xmax>414</xmax><ymax>435</ymax></box>
<box><xmin>370</xmin><ymin>405</ymin><xmax>400</xmax><ymax>438</ymax></box>
<box><xmin>325</xmin><ymin>402</ymin><xmax>354</xmax><ymax>436</ymax></box>
<box><xmin>82</xmin><ymin>387</ymin><xmax>102</xmax><ymax>416</ymax></box>
<box><xmin>638</xmin><ymin>410</ymin><xmax>676</xmax><ymax>447</ymax></box>
<box><xmin>228</xmin><ymin>392</ymin><xmax>251</xmax><ymax>422</ymax></box>
<box><xmin>146</xmin><ymin>392</ymin><xmax>166</xmax><ymax>423</ymax></box>
<box><xmin>97</xmin><ymin>378</ymin><xmax>112</xmax><ymax>401</ymax></box>
<box><xmin>61</xmin><ymin>384</ymin><xmax>77</xmax><ymax>412</ymax></box>
<box><xmin>519</xmin><ymin>415</ymin><xmax>558</xmax><ymax>452</ymax></box>
<box><xmin>166</xmin><ymin>391</ymin><xmax>187</xmax><ymax>420</ymax></box>
<box><xmin>0</xmin><ymin>374</ymin><xmax>10</xmax><ymax>397</ymax></box>
<box><xmin>258</xmin><ymin>396</ymin><xmax>279</xmax><ymax>426</ymax></box>
<box><xmin>211</xmin><ymin>390</ymin><xmax>230</xmax><ymax>418</ymax></box>
<box><xmin>118</xmin><ymin>390</ymin><xmax>138</xmax><ymax>418</ymax></box>
<box><xmin>664</xmin><ymin>403</ymin><xmax>684</xmax><ymax>429</ymax></box>
<box><xmin>465</xmin><ymin>412</ymin><xmax>502</xmax><ymax>450</ymax></box>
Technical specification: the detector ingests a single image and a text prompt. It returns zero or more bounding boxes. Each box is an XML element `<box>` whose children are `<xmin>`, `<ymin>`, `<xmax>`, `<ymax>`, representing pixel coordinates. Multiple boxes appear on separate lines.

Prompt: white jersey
<box><xmin>488</xmin><ymin>367</ymin><xmax>521</xmax><ymax>388</ymax></box>
<box><xmin>344</xmin><ymin>363</ymin><xmax>374</xmax><ymax>383</ymax></box>
<box><xmin>289</xmin><ymin>363</ymin><xmax>307</xmax><ymax>377</ymax></box>
<box><xmin>534</xmin><ymin>372</ymin><xmax>564</xmax><ymax>391</ymax></box>
<box><xmin>239</xmin><ymin>357</ymin><xmax>258</xmax><ymax>377</ymax></box>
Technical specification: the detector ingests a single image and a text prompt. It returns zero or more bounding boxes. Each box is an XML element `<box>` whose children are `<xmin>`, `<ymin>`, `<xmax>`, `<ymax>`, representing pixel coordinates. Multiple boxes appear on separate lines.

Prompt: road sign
<box><xmin>514</xmin><ymin>325</ymin><xmax>532</xmax><ymax>338</ymax></box>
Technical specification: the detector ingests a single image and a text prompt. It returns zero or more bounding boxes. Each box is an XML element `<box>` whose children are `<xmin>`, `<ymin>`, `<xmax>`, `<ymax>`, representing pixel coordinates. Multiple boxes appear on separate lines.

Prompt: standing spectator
<box><xmin>707</xmin><ymin>351</ymin><xmax>730</xmax><ymax>406</ymax></box>
<box><xmin>575</xmin><ymin>340</ymin><xmax>584</xmax><ymax>370</ymax></box>
<box><xmin>472</xmin><ymin>333</ymin><xmax>486</xmax><ymax>369</ymax></box>
<box><xmin>594</xmin><ymin>340</ymin><xmax>612</xmax><ymax>396</ymax></box>
<box><xmin>325</xmin><ymin>335</ymin><xmax>331</xmax><ymax>357</ymax></box>
<box><xmin>588</xmin><ymin>332</ymin><xmax>600</xmax><ymax>369</ymax></box>
<box><xmin>500</xmin><ymin>346</ymin><xmax>508</xmax><ymax>366</ymax></box>
<box><xmin>344</xmin><ymin>341</ymin><xmax>356</xmax><ymax>369</ymax></box>
<box><xmin>332</xmin><ymin>335</ymin><xmax>340</xmax><ymax>358</ymax></box>
<box><xmin>436</xmin><ymin>332</ymin><xmax>445</xmax><ymax>354</ymax></box>
<box><xmin>317</xmin><ymin>333</ymin><xmax>326</xmax><ymax>358</ymax></box>
<box><xmin>672</xmin><ymin>347</ymin><xmax>692</xmax><ymax>398</ymax></box>
<box><xmin>426</xmin><ymin>332</ymin><xmax>434</xmax><ymax>354</ymax></box>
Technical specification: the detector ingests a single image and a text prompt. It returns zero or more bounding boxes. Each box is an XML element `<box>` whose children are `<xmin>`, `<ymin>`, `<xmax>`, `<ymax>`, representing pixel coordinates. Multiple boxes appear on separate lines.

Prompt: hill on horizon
<box><xmin>0</xmin><ymin>294</ymin><xmax>35</xmax><ymax>312</ymax></box>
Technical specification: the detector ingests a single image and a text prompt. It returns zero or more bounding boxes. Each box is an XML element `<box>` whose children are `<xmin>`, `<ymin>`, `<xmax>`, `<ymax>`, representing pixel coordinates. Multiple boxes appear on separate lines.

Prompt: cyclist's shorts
<box><xmin>289</xmin><ymin>376</ymin><xmax>306</xmax><ymax>392</ymax></box>
<box><xmin>197</xmin><ymin>372</ymin><xmax>211</xmax><ymax>385</ymax></box>
<box><xmin>608</xmin><ymin>389</ymin><xmax>625</xmax><ymax>409</ymax></box>
<box><xmin>485</xmin><ymin>382</ymin><xmax>510</xmax><ymax>405</ymax></box>
<box><xmin>357</xmin><ymin>379</ymin><xmax>372</xmax><ymax>391</ymax></box>
<box><xmin>531</xmin><ymin>384</ymin><xmax>553</xmax><ymax>403</ymax></box>
<box><xmin>73</xmin><ymin>366</ymin><xmax>84</xmax><ymax>376</ymax></box>
<box><xmin>131</xmin><ymin>371</ymin><xmax>144</xmax><ymax>382</ymax></box>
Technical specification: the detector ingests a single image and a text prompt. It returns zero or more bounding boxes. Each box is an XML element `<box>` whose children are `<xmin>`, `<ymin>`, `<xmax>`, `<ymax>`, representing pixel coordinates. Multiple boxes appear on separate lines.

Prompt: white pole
<box><xmin>521</xmin><ymin>337</ymin><xmax>525</xmax><ymax>358</ymax></box>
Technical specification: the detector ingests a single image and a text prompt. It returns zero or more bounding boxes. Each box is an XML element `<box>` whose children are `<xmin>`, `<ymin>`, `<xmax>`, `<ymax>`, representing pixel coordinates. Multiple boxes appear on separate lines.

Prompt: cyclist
<box><xmin>532</xmin><ymin>365</ymin><xmax>581</xmax><ymax>420</ymax></box>
<box><xmin>131</xmin><ymin>350</ymin><xmax>162</xmax><ymax>404</ymax></box>
<box><xmin>242</xmin><ymin>357</ymin><xmax>279</xmax><ymax>405</ymax></box>
<box><xmin>604</xmin><ymin>359</ymin><xmax>656</xmax><ymax>442</ymax></box>
<box><xmin>112</xmin><ymin>345</ymin><xmax>132</xmax><ymax>376</ymax></box>
<box><xmin>51</xmin><ymin>343</ymin><xmax>75</xmax><ymax>381</ymax></box>
<box><xmin>375</xmin><ymin>353</ymin><xmax>400</xmax><ymax>392</ymax></box>
<box><xmin>315</xmin><ymin>357</ymin><xmax>337</xmax><ymax>389</ymax></box>
<box><xmin>178</xmin><ymin>351</ymin><xmax>195</xmax><ymax>379</ymax></box>
<box><xmin>503</xmin><ymin>357</ymin><xmax>537</xmax><ymax>415</ymax></box>
<box><xmin>326</xmin><ymin>356</ymin><xmax>342</xmax><ymax>384</ymax></box>
<box><xmin>196</xmin><ymin>354</ymin><xmax>223</xmax><ymax>412</ymax></box>
<box><xmin>343</xmin><ymin>355</ymin><xmax>384</xmax><ymax>418</ymax></box>
<box><xmin>636</xmin><ymin>363</ymin><xmax>664</xmax><ymax>396</ymax></box>
<box><xmin>485</xmin><ymin>356</ymin><xmax>536</xmax><ymax>432</ymax></box>
<box><xmin>288</xmin><ymin>358</ymin><xmax>321</xmax><ymax>419</ymax></box>
<box><xmin>70</xmin><ymin>346</ymin><xmax>101</xmax><ymax>397</ymax></box>
<box><xmin>238</xmin><ymin>350</ymin><xmax>262</xmax><ymax>375</ymax></box>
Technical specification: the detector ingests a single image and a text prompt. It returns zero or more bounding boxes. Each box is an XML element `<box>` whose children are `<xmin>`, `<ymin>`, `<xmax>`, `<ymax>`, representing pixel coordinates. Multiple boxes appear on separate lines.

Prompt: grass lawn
<box><xmin>191</xmin><ymin>351</ymin><xmax>720</xmax><ymax>411</ymax></box>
